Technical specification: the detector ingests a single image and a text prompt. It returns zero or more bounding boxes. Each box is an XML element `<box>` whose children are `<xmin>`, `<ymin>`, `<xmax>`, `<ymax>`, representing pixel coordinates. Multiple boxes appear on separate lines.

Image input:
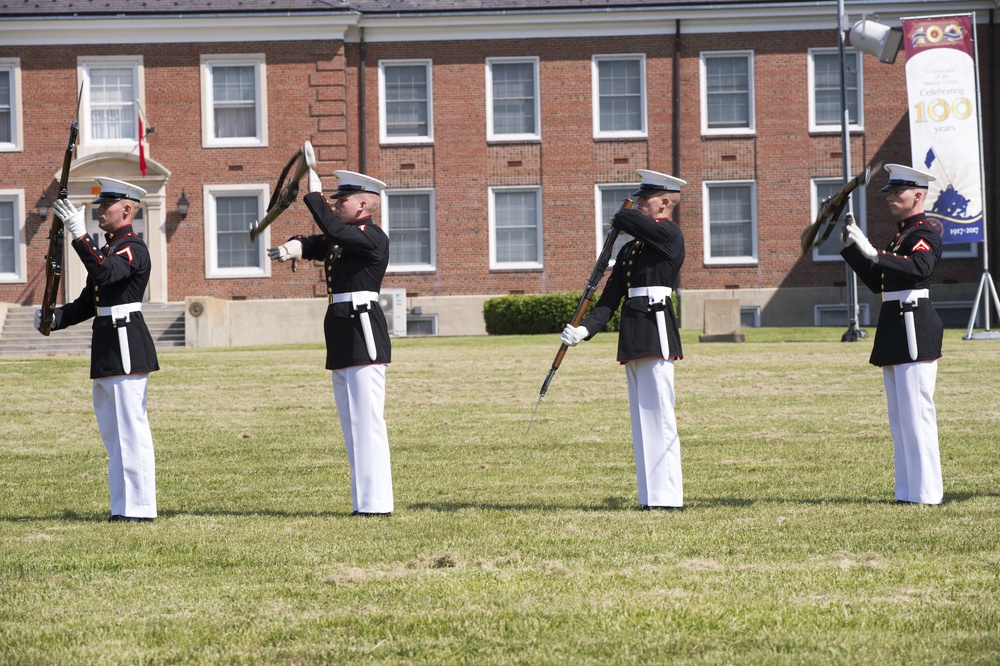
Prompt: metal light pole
<box><xmin>838</xmin><ymin>0</ymin><xmax>866</xmax><ymax>342</ymax></box>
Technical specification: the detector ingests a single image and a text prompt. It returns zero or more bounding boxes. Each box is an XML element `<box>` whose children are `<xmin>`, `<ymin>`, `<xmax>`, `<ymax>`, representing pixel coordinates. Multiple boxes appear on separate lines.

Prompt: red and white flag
<box><xmin>138</xmin><ymin>116</ymin><xmax>147</xmax><ymax>175</ymax></box>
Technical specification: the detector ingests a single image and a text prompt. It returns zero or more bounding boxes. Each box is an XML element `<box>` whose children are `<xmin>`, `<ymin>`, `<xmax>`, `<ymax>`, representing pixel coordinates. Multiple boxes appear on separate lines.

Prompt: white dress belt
<box><xmin>628</xmin><ymin>286</ymin><xmax>672</xmax><ymax>360</ymax></box>
<box><xmin>96</xmin><ymin>303</ymin><xmax>143</xmax><ymax>317</ymax></box>
<box><xmin>628</xmin><ymin>286</ymin><xmax>673</xmax><ymax>303</ymax></box>
<box><xmin>329</xmin><ymin>291</ymin><xmax>379</xmax><ymax>307</ymax></box>
<box><xmin>330</xmin><ymin>291</ymin><xmax>379</xmax><ymax>361</ymax></box>
<box><xmin>95</xmin><ymin>302</ymin><xmax>142</xmax><ymax>375</ymax></box>
<box><xmin>883</xmin><ymin>289</ymin><xmax>929</xmax><ymax>304</ymax></box>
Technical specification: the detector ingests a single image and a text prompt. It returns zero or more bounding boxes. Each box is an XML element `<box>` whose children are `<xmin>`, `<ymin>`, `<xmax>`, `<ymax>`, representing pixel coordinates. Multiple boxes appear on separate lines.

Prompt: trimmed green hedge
<box><xmin>483</xmin><ymin>293</ymin><xmax>622</xmax><ymax>335</ymax></box>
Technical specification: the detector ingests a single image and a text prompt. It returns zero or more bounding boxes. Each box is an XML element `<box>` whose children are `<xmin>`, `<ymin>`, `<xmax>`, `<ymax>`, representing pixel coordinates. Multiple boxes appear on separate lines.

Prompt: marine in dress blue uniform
<box><xmin>562</xmin><ymin>170</ymin><xmax>686</xmax><ymax>510</ymax></box>
<box><xmin>268</xmin><ymin>170</ymin><xmax>393</xmax><ymax>516</ymax></box>
<box><xmin>841</xmin><ymin>164</ymin><xmax>944</xmax><ymax>504</ymax></box>
<box><xmin>36</xmin><ymin>177</ymin><xmax>159</xmax><ymax>522</ymax></box>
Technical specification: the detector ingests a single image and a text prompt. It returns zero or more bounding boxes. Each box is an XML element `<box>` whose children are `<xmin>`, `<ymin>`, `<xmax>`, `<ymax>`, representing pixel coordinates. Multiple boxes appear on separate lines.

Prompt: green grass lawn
<box><xmin>1</xmin><ymin>328</ymin><xmax>998</xmax><ymax>664</ymax></box>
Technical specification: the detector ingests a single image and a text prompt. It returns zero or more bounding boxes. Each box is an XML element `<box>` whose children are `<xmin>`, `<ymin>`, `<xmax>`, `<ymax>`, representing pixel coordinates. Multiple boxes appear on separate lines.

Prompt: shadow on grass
<box><xmin>2</xmin><ymin>493</ymin><xmax>991</xmax><ymax>522</ymax></box>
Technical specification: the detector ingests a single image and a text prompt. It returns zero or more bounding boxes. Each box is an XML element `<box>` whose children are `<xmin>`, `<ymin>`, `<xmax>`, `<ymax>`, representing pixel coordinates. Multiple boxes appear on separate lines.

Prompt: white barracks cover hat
<box><xmin>91</xmin><ymin>177</ymin><xmax>147</xmax><ymax>204</ymax></box>
<box><xmin>881</xmin><ymin>164</ymin><xmax>936</xmax><ymax>192</ymax></box>
<box><xmin>332</xmin><ymin>170</ymin><xmax>387</xmax><ymax>198</ymax></box>
<box><xmin>632</xmin><ymin>169</ymin><xmax>687</xmax><ymax>197</ymax></box>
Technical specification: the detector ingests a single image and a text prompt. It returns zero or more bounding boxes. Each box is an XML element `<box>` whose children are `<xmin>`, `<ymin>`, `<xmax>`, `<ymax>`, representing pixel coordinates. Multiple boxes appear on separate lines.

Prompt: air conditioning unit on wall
<box><xmin>379</xmin><ymin>288</ymin><xmax>407</xmax><ymax>337</ymax></box>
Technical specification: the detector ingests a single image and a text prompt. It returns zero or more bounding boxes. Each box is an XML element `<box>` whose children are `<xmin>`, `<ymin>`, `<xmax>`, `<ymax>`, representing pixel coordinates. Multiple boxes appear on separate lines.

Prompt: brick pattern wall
<box><xmin>0</xmin><ymin>26</ymin><xmax>992</xmax><ymax>307</ymax></box>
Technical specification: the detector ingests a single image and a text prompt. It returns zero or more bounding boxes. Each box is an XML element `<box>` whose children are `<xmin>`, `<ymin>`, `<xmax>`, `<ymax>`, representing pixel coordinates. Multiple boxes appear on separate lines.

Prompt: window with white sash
<box><xmin>0</xmin><ymin>191</ymin><xmax>25</xmax><ymax>282</ymax></box>
<box><xmin>204</xmin><ymin>184</ymin><xmax>270</xmax><ymax>278</ymax></box>
<box><xmin>703</xmin><ymin>180</ymin><xmax>758</xmax><ymax>264</ymax></box>
<box><xmin>487</xmin><ymin>57</ymin><xmax>540</xmax><ymax>141</ymax></box>
<box><xmin>379</xmin><ymin>60</ymin><xmax>433</xmax><ymax>144</ymax></box>
<box><xmin>808</xmin><ymin>48</ymin><xmax>863</xmax><ymax>132</ymax></box>
<box><xmin>385</xmin><ymin>189</ymin><xmax>435</xmax><ymax>272</ymax></box>
<box><xmin>0</xmin><ymin>59</ymin><xmax>22</xmax><ymax>151</ymax></box>
<box><xmin>201</xmin><ymin>55</ymin><xmax>267</xmax><ymax>147</ymax></box>
<box><xmin>78</xmin><ymin>56</ymin><xmax>143</xmax><ymax>151</ymax></box>
<box><xmin>700</xmin><ymin>51</ymin><xmax>754</xmax><ymax>135</ymax></box>
<box><xmin>489</xmin><ymin>186</ymin><xmax>543</xmax><ymax>269</ymax></box>
<box><xmin>592</xmin><ymin>54</ymin><xmax>646</xmax><ymax>138</ymax></box>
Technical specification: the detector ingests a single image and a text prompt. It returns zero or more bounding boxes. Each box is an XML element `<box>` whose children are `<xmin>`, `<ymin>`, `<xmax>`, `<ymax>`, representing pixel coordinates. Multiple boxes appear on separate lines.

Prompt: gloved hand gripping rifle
<box><xmin>38</xmin><ymin>86</ymin><xmax>83</xmax><ymax>336</ymax></box>
<box><xmin>526</xmin><ymin>199</ymin><xmax>634</xmax><ymax>434</ymax></box>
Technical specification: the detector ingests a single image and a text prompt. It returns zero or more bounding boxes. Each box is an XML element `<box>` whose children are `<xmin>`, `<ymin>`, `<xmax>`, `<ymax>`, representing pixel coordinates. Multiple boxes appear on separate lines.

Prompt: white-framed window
<box><xmin>595</xmin><ymin>183</ymin><xmax>637</xmax><ymax>261</ymax></box>
<box><xmin>486</xmin><ymin>57</ymin><xmax>540</xmax><ymax>141</ymax></box>
<box><xmin>703</xmin><ymin>180</ymin><xmax>757</xmax><ymax>265</ymax></box>
<box><xmin>489</xmin><ymin>186</ymin><xmax>543</xmax><ymax>270</ymax></box>
<box><xmin>941</xmin><ymin>240</ymin><xmax>977</xmax><ymax>259</ymax></box>
<box><xmin>0</xmin><ymin>190</ymin><xmax>26</xmax><ymax>283</ymax></box>
<box><xmin>592</xmin><ymin>54</ymin><xmax>647</xmax><ymax>138</ymax></box>
<box><xmin>0</xmin><ymin>59</ymin><xmax>23</xmax><ymax>152</ymax></box>
<box><xmin>385</xmin><ymin>189</ymin><xmax>435</xmax><ymax>272</ymax></box>
<box><xmin>200</xmin><ymin>55</ymin><xmax>267</xmax><ymax>148</ymax></box>
<box><xmin>379</xmin><ymin>59</ymin><xmax>433</xmax><ymax>144</ymax></box>
<box><xmin>808</xmin><ymin>48</ymin><xmax>863</xmax><ymax>132</ymax></box>
<box><xmin>78</xmin><ymin>56</ymin><xmax>144</xmax><ymax>152</ymax></box>
<box><xmin>700</xmin><ymin>51</ymin><xmax>755</xmax><ymax>135</ymax></box>
<box><xmin>203</xmin><ymin>184</ymin><xmax>270</xmax><ymax>278</ymax></box>
<box><xmin>811</xmin><ymin>177</ymin><xmax>867</xmax><ymax>261</ymax></box>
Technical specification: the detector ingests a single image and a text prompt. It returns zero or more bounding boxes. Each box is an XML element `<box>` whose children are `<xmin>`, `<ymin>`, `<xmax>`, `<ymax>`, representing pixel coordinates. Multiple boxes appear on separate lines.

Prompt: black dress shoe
<box><xmin>350</xmin><ymin>511</ymin><xmax>392</xmax><ymax>517</ymax></box>
<box><xmin>640</xmin><ymin>505</ymin><xmax>684</xmax><ymax>512</ymax></box>
<box><xmin>109</xmin><ymin>515</ymin><xmax>154</xmax><ymax>523</ymax></box>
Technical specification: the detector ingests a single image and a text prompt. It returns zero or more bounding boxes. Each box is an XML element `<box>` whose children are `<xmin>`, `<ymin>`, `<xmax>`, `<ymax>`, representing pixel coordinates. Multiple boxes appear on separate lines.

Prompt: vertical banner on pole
<box><xmin>902</xmin><ymin>14</ymin><xmax>985</xmax><ymax>244</ymax></box>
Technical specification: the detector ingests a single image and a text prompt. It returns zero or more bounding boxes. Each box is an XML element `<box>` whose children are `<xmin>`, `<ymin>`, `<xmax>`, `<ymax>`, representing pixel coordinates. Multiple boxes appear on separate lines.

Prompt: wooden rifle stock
<box><xmin>39</xmin><ymin>88</ymin><xmax>82</xmax><ymax>336</ymax></box>
<box><xmin>526</xmin><ymin>199</ymin><xmax>633</xmax><ymax>433</ymax></box>
<box><xmin>248</xmin><ymin>140</ymin><xmax>316</xmax><ymax>242</ymax></box>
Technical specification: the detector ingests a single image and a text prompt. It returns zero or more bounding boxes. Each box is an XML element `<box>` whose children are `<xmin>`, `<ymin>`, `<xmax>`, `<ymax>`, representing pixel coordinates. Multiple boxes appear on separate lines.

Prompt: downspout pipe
<box><xmin>358</xmin><ymin>26</ymin><xmax>367</xmax><ymax>175</ymax></box>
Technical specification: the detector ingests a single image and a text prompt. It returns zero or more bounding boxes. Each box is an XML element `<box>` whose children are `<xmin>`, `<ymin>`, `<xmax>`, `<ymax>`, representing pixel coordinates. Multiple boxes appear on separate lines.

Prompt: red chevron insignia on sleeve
<box><xmin>115</xmin><ymin>246</ymin><xmax>134</xmax><ymax>263</ymax></box>
<box><xmin>912</xmin><ymin>239</ymin><xmax>932</xmax><ymax>253</ymax></box>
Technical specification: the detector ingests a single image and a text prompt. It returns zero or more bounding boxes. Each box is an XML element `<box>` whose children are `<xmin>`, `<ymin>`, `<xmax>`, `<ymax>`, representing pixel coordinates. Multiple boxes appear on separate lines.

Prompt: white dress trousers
<box><xmin>883</xmin><ymin>360</ymin><xmax>943</xmax><ymax>504</ymax></box>
<box><xmin>625</xmin><ymin>357</ymin><xmax>683</xmax><ymax>508</ymax></box>
<box><xmin>332</xmin><ymin>364</ymin><xmax>394</xmax><ymax>513</ymax></box>
<box><xmin>92</xmin><ymin>375</ymin><xmax>157</xmax><ymax>518</ymax></box>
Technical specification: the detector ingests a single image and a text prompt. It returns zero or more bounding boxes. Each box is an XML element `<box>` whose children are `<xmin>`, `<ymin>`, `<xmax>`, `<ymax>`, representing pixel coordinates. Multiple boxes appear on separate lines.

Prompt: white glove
<box><xmin>267</xmin><ymin>239</ymin><xmax>303</xmax><ymax>263</ymax></box>
<box><xmin>561</xmin><ymin>324</ymin><xmax>589</xmax><ymax>347</ymax></box>
<box><xmin>33</xmin><ymin>308</ymin><xmax>42</xmax><ymax>331</ymax></box>
<box><xmin>844</xmin><ymin>223</ymin><xmax>878</xmax><ymax>262</ymax></box>
<box><xmin>53</xmin><ymin>199</ymin><xmax>86</xmax><ymax>238</ymax></box>
<box><xmin>307</xmin><ymin>168</ymin><xmax>322</xmax><ymax>194</ymax></box>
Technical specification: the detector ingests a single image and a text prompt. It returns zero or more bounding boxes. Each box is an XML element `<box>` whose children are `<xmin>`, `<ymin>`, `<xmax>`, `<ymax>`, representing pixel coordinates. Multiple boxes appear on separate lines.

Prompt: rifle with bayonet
<box><xmin>526</xmin><ymin>198</ymin><xmax>634</xmax><ymax>434</ymax></box>
<box><xmin>248</xmin><ymin>140</ymin><xmax>316</xmax><ymax>267</ymax></box>
<box><xmin>38</xmin><ymin>86</ymin><xmax>83</xmax><ymax>336</ymax></box>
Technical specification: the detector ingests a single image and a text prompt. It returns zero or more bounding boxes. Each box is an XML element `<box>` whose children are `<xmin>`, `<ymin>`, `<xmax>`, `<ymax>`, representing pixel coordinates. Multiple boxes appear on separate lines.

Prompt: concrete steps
<box><xmin>0</xmin><ymin>302</ymin><xmax>186</xmax><ymax>356</ymax></box>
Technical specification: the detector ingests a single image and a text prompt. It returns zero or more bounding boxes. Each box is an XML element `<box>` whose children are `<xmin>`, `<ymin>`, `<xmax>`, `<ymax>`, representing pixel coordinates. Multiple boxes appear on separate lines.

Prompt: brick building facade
<box><xmin>1</xmin><ymin>0</ymin><xmax>997</xmax><ymax>335</ymax></box>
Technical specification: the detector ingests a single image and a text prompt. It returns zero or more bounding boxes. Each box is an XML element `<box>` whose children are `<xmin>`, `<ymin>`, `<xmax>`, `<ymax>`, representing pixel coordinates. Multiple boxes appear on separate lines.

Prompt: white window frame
<box><xmin>200</xmin><ymin>54</ymin><xmax>268</xmax><ymax>148</ymax></box>
<box><xmin>378</xmin><ymin>59</ymin><xmax>433</xmax><ymax>145</ymax></box>
<box><xmin>489</xmin><ymin>185</ymin><xmax>543</xmax><ymax>270</ymax></box>
<box><xmin>810</xmin><ymin>177</ymin><xmax>868</xmax><ymax>262</ymax></box>
<box><xmin>486</xmin><ymin>56</ymin><xmax>541</xmax><ymax>142</ymax></box>
<box><xmin>595</xmin><ymin>183</ymin><xmax>638</xmax><ymax>262</ymax></box>
<box><xmin>0</xmin><ymin>189</ymin><xmax>26</xmax><ymax>283</ymax></box>
<box><xmin>384</xmin><ymin>188</ymin><xmax>436</xmax><ymax>273</ymax></box>
<box><xmin>702</xmin><ymin>180</ymin><xmax>758</xmax><ymax>265</ymax></box>
<box><xmin>592</xmin><ymin>54</ymin><xmax>647</xmax><ymax>139</ymax></box>
<box><xmin>940</xmin><ymin>239</ymin><xmax>978</xmax><ymax>259</ymax></box>
<box><xmin>808</xmin><ymin>47</ymin><xmax>864</xmax><ymax>133</ymax></box>
<box><xmin>700</xmin><ymin>50</ymin><xmax>755</xmax><ymax>136</ymax></box>
<box><xmin>0</xmin><ymin>58</ymin><xmax>23</xmax><ymax>152</ymax></box>
<box><xmin>203</xmin><ymin>183</ymin><xmax>271</xmax><ymax>279</ymax></box>
<box><xmin>77</xmin><ymin>56</ymin><xmax>144</xmax><ymax>156</ymax></box>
